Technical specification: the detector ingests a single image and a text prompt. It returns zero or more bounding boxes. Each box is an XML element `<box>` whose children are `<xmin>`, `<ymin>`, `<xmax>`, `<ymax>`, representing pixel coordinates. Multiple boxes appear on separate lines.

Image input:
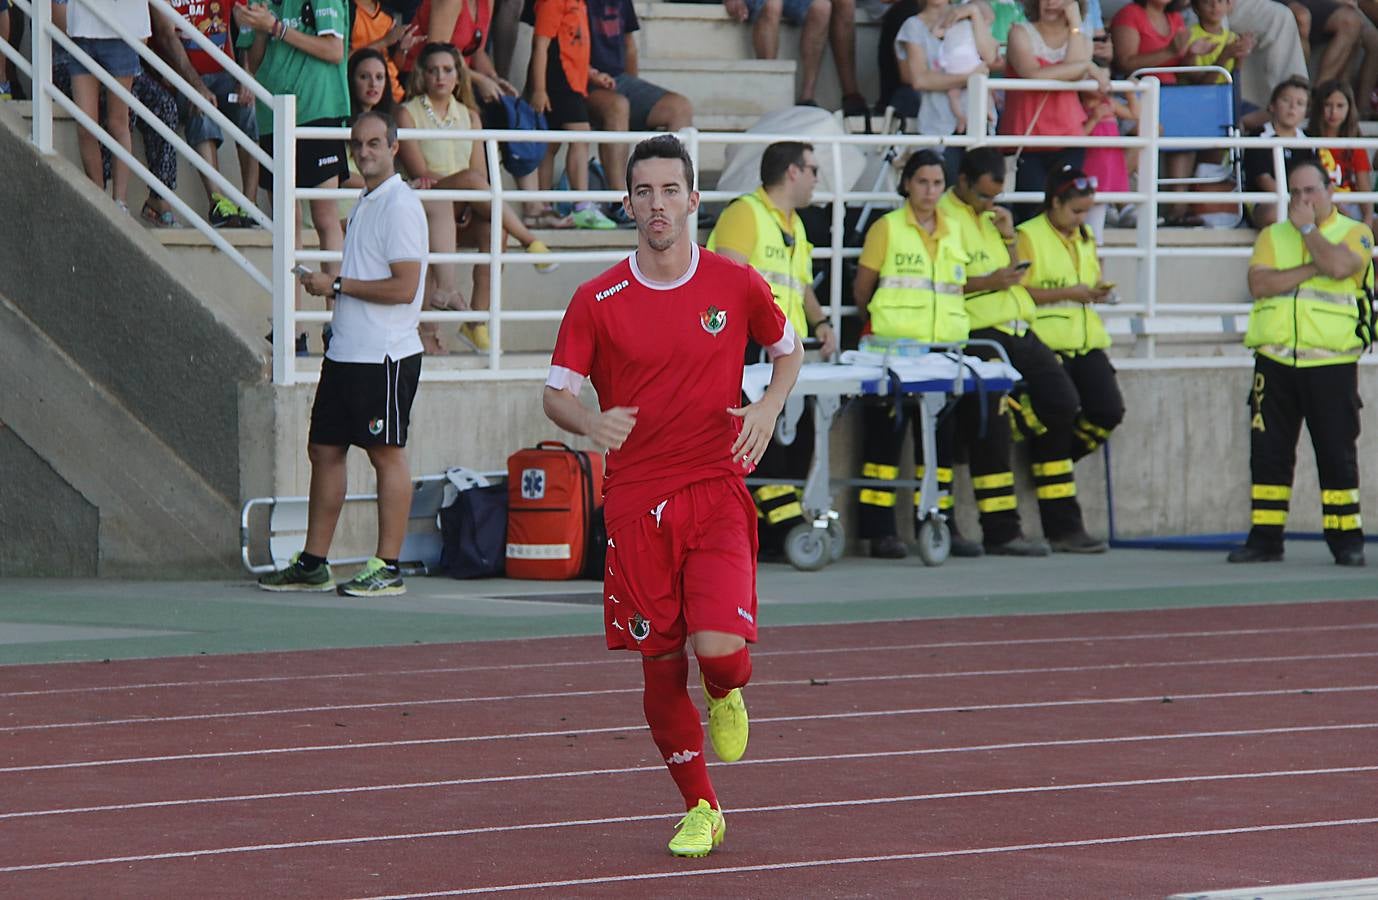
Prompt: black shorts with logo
<box><xmin>258</xmin><ymin>117</ymin><xmax>351</xmax><ymax>192</ymax></box>
<box><xmin>309</xmin><ymin>354</ymin><xmax>423</xmax><ymax>448</ymax></box>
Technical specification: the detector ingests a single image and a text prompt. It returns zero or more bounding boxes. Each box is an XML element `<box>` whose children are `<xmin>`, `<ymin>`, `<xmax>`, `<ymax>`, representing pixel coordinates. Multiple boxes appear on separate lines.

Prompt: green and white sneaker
<box><xmin>336</xmin><ymin>557</ymin><xmax>406</xmax><ymax>597</ymax></box>
<box><xmin>571</xmin><ymin>205</ymin><xmax>617</xmax><ymax>230</ymax></box>
<box><xmin>257</xmin><ymin>553</ymin><xmax>334</xmax><ymax>592</ymax></box>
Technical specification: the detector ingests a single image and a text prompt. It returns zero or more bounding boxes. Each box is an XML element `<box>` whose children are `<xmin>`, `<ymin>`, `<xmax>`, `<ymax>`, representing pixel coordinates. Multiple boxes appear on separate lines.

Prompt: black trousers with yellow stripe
<box><xmin>752</xmin><ymin>401</ymin><xmax>815</xmax><ymax>554</ymax></box>
<box><xmin>858</xmin><ymin>393</ymin><xmax>1022</xmax><ymax>546</ymax></box>
<box><xmin>1245</xmin><ymin>356</ymin><xmax>1363</xmax><ymax>557</ymax></box>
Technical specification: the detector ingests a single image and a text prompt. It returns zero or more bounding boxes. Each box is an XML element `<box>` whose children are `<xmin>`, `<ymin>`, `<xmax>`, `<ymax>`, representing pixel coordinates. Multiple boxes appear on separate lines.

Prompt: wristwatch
<box><xmin>1299</xmin><ymin>223</ymin><xmax>1317</xmax><ymax>236</ymax></box>
<box><xmin>332</xmin><ymin>276</ymin><xmax>343</xmax><ymax>297</ymax></box>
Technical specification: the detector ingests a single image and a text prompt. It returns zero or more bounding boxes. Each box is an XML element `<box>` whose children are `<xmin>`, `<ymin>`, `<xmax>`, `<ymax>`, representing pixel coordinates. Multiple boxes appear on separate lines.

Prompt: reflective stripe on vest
<box><xmin>867</xmin><ymin>206</ymin><xmax>970</xmax><ymax>342</ymax></box>
<box><xmin>1245</xmin><ymin>212</ymin><xmax>1366</xmax><ymax>368</ymax></box>
<box><xmin>1017</xmin><ymin>214</ymin><xmax>1111</xmax><ymax>353</ymax></box>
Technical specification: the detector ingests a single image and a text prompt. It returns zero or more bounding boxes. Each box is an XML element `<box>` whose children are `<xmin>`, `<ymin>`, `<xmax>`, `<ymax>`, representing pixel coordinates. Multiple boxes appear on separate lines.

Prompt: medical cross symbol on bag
<box><xmin>521</xmin><ymin>468</ymin><xmax>546</xmax><ymax>500</ymax></box>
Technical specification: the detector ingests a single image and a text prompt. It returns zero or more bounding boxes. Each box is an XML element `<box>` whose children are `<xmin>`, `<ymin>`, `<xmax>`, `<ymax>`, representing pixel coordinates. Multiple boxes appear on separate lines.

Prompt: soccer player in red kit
<box><xmin>543</xmin><ymin>134</ymin><xmax>803</xmax><ymax>857</ymax></box>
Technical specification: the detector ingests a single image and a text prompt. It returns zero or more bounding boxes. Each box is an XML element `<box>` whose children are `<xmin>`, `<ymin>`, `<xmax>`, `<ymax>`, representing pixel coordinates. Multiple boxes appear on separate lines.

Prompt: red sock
<box><xmin>698</xmin><ymin>646</ymin><xmax>752</xmax><ymax>700</ymax></box>
<box><xmin>642</xmin><ymin>655</ymin><xmax>718</xmax><ymax>810</ymax></box>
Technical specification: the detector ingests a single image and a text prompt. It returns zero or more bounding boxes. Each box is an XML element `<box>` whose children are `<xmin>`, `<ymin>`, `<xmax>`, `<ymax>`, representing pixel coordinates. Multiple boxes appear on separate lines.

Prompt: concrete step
<box><xmin>636</xmin><ymin>58</ymin><xmax>797</xmax><ymax>118</ymax></box>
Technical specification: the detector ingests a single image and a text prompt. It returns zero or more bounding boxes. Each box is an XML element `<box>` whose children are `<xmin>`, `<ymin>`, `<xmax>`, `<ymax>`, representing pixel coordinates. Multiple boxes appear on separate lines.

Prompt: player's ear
<box><xmin>687</xmin><ymin>190</ymin><xmax>700</xmax><ymax>215</ymax></box>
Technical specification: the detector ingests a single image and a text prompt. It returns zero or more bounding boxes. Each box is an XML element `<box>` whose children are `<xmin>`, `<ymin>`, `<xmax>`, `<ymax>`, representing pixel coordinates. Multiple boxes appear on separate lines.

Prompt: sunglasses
<box><xmin>461</xmin><ymin>27</ymin><xmax>485</xmax><ymax>57</ymax></box>
<box><xmin>1054</xmin><ymin>174</ymin><xmax>1098</xmax><ymax>196</ymax></box>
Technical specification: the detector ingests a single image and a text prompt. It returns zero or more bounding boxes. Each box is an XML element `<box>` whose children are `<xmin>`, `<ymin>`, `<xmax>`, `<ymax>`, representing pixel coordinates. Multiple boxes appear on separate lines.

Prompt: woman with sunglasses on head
<box><xmin>1014</xmin><ymin>166</ymin><xmax>1123</xmax><ymax>552</ymax></box>
<box><xmin>396</xmin><ymin>42</ymin><xmax>554</xmax><ymax>353</ymax></box>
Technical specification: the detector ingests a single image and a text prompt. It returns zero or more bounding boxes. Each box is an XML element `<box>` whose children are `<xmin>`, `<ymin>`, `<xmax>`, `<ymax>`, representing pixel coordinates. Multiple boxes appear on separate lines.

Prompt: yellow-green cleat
<box><xmin>668</xmin><ymin>799</ymin><xmax>726</xmax><ymax>858</ymax></box>
<box><xmin>702</xmin><ymin>677</ymin><xmax>749</xmax><ymax>762</ymax></box>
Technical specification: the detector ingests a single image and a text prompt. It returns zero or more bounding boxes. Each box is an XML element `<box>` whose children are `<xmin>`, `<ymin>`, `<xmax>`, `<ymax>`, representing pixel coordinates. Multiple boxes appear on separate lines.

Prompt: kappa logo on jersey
<box><xmin>521</xmin><ymin>468</ymin><xmax>546</xmax><ymax>500</ymax></box>
<box><xmin>651</xmin><ymin>500</ymin><xmax>668</xmax><ymax>526</ymax></box>
<box><xmin>368</xmin><ymin>418</ymin><xmax>385</xmax><ymax>436</ymax></box>
<box><xmin>665</xmin><ymin>749</ymin><xmax>701</xmax><ymax>765</ymax></box>
<box><xmin>629</xmin><ymin>612</ymin><xmax>651</xmax><ymax>641</ymax></box>
<box><xmin>700</xmin><ymin>306</ymin><xmax>727</xmax><ymax>335</ymax></box>
<box><xmin>595</xmin><ymin>279</ymin><xmax>630</xmax><ymax>302</ymax></box>
<box><xmin>737</xmin><ymin>606</ymin><xmax>754</xmax><ymax>624</ymax></box>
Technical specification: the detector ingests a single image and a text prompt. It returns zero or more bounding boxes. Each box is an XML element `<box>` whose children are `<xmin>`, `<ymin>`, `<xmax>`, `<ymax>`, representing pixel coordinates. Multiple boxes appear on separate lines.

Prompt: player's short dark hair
<box><xmin>898</xmin><ymin>149</ymin><xmax>946</xmax><ymax>197</ymax></box>
<box><xmin>626</xmin><ymin>134</ymin><xmax>696</xmax><ymax>193</ymax></box>
<box><xmin>760</xmin><ymin>141</ymin><xmax>815</xmax><ymax>187</ymax></box>
<box><xmin>959</xmin><ymin>147</ymin><xmax>1007</xmax><ymax>187</ymax></box>
<box><xmin>1286</xmin><ymin>155</ymin><xmax>1330</xmax><ymax>187</ymax></box>
<box><xmin>353</xmin><ymin>109</ymin><xmax>398</xmax><ymax>146</ymax></box>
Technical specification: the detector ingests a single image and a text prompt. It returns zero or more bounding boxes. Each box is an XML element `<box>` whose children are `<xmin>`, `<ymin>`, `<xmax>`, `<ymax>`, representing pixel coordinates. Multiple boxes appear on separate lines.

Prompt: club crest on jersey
<box><xmin>629</xmin><ymin>612</ymin><xmax>651</xmax><ymax>641</ymax></box>
<box><xmin>700</xmin><ymin>306</ymin><xmax>727</xmax><ymax>335</ymax></box>
<box><xmin>368</xmin><ymin>418</ymin><xmax>385</xmax><ymax>436</ymax></box>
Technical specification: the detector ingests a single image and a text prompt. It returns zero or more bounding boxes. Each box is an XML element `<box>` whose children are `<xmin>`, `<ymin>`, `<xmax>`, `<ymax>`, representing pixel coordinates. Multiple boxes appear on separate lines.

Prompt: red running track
<box><xmin>1</xmin><ymin>600</ymin><xmax>1375</xmax><ymax>897</ymax></box>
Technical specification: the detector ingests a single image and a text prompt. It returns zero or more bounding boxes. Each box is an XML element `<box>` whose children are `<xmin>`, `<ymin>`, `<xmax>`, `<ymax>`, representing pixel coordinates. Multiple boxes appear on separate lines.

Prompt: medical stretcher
<box><xmin>742</xmin><ymin>340</ymin><xmax>1020</xmax><ymax>570</ymax></box>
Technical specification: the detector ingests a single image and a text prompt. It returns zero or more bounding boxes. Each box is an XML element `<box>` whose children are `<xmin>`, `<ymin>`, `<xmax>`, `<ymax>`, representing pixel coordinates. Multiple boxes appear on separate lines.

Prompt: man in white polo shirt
<box><xmin>258</xmin><ymin>110</ymin><xmax>430</xmax><ymax>597</ymax></box>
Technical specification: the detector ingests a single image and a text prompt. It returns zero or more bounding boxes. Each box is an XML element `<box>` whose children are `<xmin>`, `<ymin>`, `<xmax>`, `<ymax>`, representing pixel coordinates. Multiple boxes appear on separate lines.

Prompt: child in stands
<box><xmin>528</xmin><ymin>0</ymin><xmax>617</xmax><ymax>229</ymax></box>
<box><xmin>1310</xmin><ymin>79</ymin><xmax>1373</xmax><ymax>230</ymax></box>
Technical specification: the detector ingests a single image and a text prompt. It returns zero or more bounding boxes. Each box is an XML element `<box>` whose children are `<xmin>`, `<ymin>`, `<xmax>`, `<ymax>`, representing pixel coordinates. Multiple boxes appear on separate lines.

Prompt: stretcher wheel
<box><xmin>826</xmin><ymin>520</ymin><xmax>846</xmax><ymax>563</ymax></box>
<box><xmin>916</xmin><ymin>517</ymin><xmax>951</xmax><ymax>567</ymax></box>
<box><xmin>785</xmin><ymin>523</ymin><xmax>831</xmax><ymax>572</ymax></box>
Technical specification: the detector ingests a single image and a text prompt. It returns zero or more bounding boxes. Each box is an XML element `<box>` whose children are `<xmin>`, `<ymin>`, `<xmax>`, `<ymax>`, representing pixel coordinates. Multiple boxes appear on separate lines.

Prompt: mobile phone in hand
<box><xmin>291</xmin><ymin>264</ymin><xmax>313</xmax><ymax>276</ymax></box>
<box><xmin>1013</xmin><ymin>261</ymin><xmax>1032</xmax><ymax>271</ymax></box>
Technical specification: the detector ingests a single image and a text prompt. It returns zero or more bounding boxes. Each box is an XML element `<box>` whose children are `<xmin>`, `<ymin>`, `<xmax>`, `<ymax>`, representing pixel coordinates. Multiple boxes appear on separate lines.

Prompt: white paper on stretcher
<box><xmin>741</xmin><ymin>352</ymin><xmax>1022</xmax><ymax>404</ymax></box>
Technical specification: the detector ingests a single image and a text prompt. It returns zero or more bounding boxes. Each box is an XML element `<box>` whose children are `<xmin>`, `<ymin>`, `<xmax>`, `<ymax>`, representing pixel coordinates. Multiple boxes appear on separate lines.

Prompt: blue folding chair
<box><xmin>1132</xmin><ymin>66</ymin><xmax>1240</xmax><ymax>190</ymax></box>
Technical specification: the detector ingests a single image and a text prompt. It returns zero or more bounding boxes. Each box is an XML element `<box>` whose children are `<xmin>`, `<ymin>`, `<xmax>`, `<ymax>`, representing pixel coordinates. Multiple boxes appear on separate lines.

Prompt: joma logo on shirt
<box><xmin>595</xmin><ymin>279</ymin><xmax>630</xmax><ymax>302</ymax></box>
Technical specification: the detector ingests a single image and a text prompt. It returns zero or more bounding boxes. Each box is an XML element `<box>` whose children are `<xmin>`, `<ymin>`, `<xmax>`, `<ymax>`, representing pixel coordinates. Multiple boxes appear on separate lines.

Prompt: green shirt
<box><xmin>241</xmin><ymin>0</ymin><xmax>350</xmax><ymax>133</ymax></box>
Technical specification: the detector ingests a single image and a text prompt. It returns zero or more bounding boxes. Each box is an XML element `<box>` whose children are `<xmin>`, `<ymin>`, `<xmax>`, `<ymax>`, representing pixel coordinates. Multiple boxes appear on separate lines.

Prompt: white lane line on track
<box><xmin>3</xmin><ymin>722</ymin><xmax>1375</xmax><ymax>821</ymax></box>
<box><xmin>2</xmin><ymin>684</ymin><xmax>1374</xmax><ymax>774</ymax></box>
<box><xmin>352</xmin><ymin>817</ymin><xmax>1378</xmax><ymax>898</ymax></box>
<box><xmin>2</xmin><ymin>769</ymin><xmax>1374</xmax><ymax>874</ymax></box>
<box><xmin>5</xmin><ymin>621</ymin><xmax>1375</xmax><ymax>699</ymax></box>
<box><xmin>6</xmin><ymin>651</ymin><xmax>1376</xmax><ymax>733</ymax></box>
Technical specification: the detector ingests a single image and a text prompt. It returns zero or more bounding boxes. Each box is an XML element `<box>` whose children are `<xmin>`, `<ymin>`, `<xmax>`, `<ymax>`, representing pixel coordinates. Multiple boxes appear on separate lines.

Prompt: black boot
<box><xmin>1334</xmin><ymin>549</ymin><xmax>1367</xmax><ymax>567</ymax></box>
<box><xmin>870</xmin><ymin>534</ymin><xmax>908</xmax><ymax>559</ymax></box>
<box><xmin>1226</xmin><ymin>544</ymin><xmax>1284</xmax><ymax>563</ymax></box>
<box><xmin>1048</xmin><ymin>531</ymin><xmax>1109</xmax><ymax>554</ymax></box>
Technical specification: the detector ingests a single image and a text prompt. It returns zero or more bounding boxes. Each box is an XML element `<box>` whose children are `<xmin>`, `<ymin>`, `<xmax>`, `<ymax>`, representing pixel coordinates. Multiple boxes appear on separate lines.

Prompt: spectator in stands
<box><xmin>339</xmin><ymin>47</ymin><xmax>399</xmax><ymax>227</ymax></box>
<box><xmin>1184</xmin><ymin>0</ymin><xmax>1254</xmax><ymax>80</ymax></box>
<box><xmin>705</xmin><ymin>141</ymin><xmax>836</xmax><ymax>559</ymax></box>
<box><xmin>584</xmin><ymin>0</ymin><xmax>694</xmax><ymax>226</ymax></box>
<box><xmin>403</xmin><ymin>0</ymin><xmax>519</xmax><ymax>104</ymax></box>
<box><xmin>1079</xmin><ymin>86</ymin><xmax>1135</xmax><ymax>238</ymax></box>
<box><xmin>1243</xmin><ymin>74</ymin><xmax>1314</xmax><ymax>227</ymax></box>
<box><xmin>351</xmin><ymin>0</ymin><xmax>421</xmax><ymax>104</ymax></box>
<box><xmin>165</xmin><ymin>0</ymin><xmax>262</xmax><ymax>228</ymax></box>
<box><xmin>1111</xmin><ymin>0</ymin><xmax>1216</xmax><ymax>224</ymax></box>
<box><xmin>1003</xmin><ymin>0</ymin><xmax>1109</xmax><ymax>222</ymax></box>
<box><xmin>396</xmin><ymin>43</ymin><xmax>556</xmax><ymax>352</ymax></box>
<box><xmin>1016</xmin><ymin>165</ymin><xmax>1122</xmax><ymax>551</ymax></box>
<box><xmin>66</xmin><ymin>0</ymin><xmax>152</xmax><ymax>213</ymax></box>
<box><xmin>894</xmin><ymin>0</ymin><xmax>1000</xmax><ymax>179</ymax></box>
<box><xmin>1310</xmin><ymin>80</ymin><xmax>1373</xmax><ymax>229</ymax></box>
<box><xmin>724</xmin><ymin>0</ymin><xmax>868</xmax><ymax>113</ymax></box>
<box><xmin>236</xmin><ymin>0</ymin><xmax>351</xmax><ymax>355</ymax></box>
<box><xmin>1283</xmin><ymin>0</ymin><xmax>1366</xmax><ymax>92</ymax></box>
<box><xmin>0</xmin><ymin>0</ymin><xmax>11</xmax><ymax>100</ymax></box>
<box><xmin>528</xmin><ymin>0</ymin><xmax>618</xmax><ymax>229</ymax></box>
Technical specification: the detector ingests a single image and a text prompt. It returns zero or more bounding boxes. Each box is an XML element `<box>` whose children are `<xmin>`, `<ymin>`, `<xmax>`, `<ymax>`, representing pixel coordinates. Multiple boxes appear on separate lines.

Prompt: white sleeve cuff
<box><xmin>765</xmin><ymin>320</ymin><xmax>798</xmax><ymax>360</ymax></box>
<box><xmin>545</xmin><ymin>365</ymin><xmax>586</xmax><ymax>396</ymax></box>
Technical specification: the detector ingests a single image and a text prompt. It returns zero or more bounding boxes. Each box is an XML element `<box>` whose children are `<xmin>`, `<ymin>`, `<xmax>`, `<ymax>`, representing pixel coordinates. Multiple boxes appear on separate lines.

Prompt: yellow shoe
<box><xmin>668</xmin><ymin>799</ymin><xmax>726</xmax><ymax>858</ymax></box>
<box><xmin>457</xmin><ymin>322</ymin><xmax>491</xmax><ymax>351</ymax></box>
<box><xmin>702</xmin><ymin>677</ymin><xmax>749</xmax><ymax>762</ymax></box>
<box><xmin>527</xmin><ymin>239</ymin><xmax>558</xmax><ymax>273</ymax></box>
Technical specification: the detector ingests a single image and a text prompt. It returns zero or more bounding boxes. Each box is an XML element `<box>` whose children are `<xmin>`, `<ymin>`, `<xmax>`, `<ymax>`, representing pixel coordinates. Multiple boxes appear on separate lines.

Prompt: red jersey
<box><xmin>548</xmin><ymin>244</ymin><xmax>794</xmax><ymax>534</ymax></box>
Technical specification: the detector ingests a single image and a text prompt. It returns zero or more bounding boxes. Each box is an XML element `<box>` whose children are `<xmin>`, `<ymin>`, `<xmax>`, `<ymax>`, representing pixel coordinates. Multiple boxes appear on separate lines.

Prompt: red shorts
<box><xmin>603</xmin><ymin>476</ymin><xmax>759</xmax><ymax>656</ymax></box>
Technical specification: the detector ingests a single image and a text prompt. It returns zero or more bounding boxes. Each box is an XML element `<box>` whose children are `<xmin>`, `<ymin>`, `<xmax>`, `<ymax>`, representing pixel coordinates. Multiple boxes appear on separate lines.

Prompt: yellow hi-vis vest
<box><xmin>938</xmin><ymin>190</ymin><xmax>1036</xmax><ymax>333</ymax></box>
<box><xmin>1245</xmin><ymin>212</ymin><xmax>1369</xmax><ymax>368</ymax></box>
<box><xmin>706</xmin><ymin>189</ymin><xmax>811</xmax><ymax>337</ymax></box>
<box><xmin>867</xmin><ymin>206</ymin><xmax>969</xmax><ymax>341</ymax></box>
<box><xmin>1018</xmin><ymin>213</ymin><xmax>1111</xmax><ymax>354</ymax></box>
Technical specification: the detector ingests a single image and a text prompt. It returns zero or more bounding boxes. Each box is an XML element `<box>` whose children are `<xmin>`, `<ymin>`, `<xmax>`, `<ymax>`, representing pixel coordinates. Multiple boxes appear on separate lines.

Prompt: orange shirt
<box><xmin>351</xmin><ymin>1</ymin><xmax>405</xmax><ymax>102</ymax></box>
<box><xmin>534</xmin><ymin>0</ymin><xmax>590</xmax><ymax>95</ymax></box>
